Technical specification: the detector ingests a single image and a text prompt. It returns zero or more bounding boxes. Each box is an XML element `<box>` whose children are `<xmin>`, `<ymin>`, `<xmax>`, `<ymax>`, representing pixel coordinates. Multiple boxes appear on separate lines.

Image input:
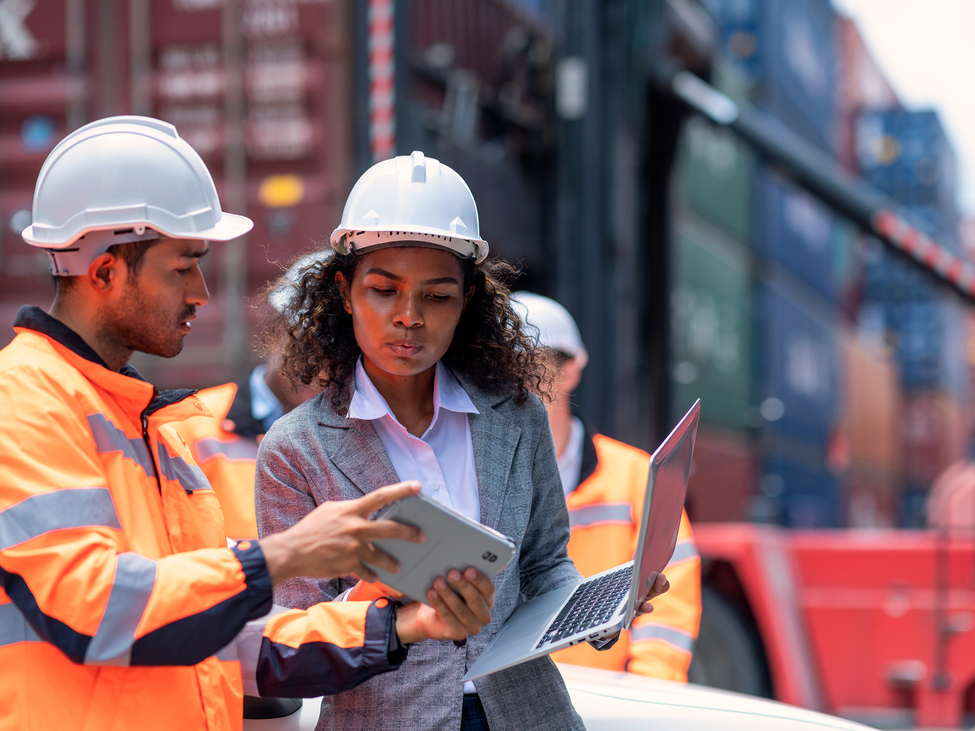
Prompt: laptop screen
<box><xmin>626</xmin><ymin>399</ymin><xmax>700</xmax><ymax>626</ymax></box>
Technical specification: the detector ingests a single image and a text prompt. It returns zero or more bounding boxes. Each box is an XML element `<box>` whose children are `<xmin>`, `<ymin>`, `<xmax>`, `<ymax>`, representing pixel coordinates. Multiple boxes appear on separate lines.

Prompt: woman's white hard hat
<box><xmin>22</xmin><ymin>115</ymin><xmax>253</xmax><ymax>276</ymax></box>
<box><xmin>510</xmin><ymin>292</ymin><xmax>589</xmax><ymax>369</ymax></box>
<box><xmin>330</xmin><ymin>151</ymin><xmax>489</xmax><ymax>264</ymax></box>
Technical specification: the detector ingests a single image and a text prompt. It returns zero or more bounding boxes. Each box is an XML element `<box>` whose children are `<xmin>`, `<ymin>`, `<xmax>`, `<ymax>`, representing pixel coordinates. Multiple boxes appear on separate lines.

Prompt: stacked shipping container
<box><xmin>675</xmin><ymin>9</ymin><xmax>973</xmax><ymax>527</ymax></box>
<box><xmin>672</xmin><ymin>59</ymin><xmax>756</xmax><ymax>524</ymax></box>
<box><xmin>0</xmin><ymin>0</ymin><xmax>355</xmax><ymax>389</ymax></box>
<box><xmin>690</xmin><ymin>0</ymin><xmax>844</xmax><ymax>527</ymax></box>
<box><xmin>857</xmin><ymin>107</ymin><xmax>970</xmax><ymax>526</ymax></box>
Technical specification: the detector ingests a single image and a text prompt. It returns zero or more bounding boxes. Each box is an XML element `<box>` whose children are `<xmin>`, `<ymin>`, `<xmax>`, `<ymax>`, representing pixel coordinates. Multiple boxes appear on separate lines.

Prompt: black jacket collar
<box><xmin>14</xmin><ymin>305</ymin><xmax>110</xmax><ymax>370</ymax></box>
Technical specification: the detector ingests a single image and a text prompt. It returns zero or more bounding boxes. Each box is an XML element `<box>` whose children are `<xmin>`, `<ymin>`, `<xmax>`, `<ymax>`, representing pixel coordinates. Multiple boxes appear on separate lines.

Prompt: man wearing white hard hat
<box><xmin>512</xmin><ymin>292</ymin><xmax>702</xmax><ymax>682</ymax></box>
<box><xmin>177</xmin><ymin>249</ymin><xmax>331</xmax><ymax>542</ymax></box>
<box><xmin>0</xmin><ymin>118</ymin><xmax>495</xmax><ymax>731</ymax></box>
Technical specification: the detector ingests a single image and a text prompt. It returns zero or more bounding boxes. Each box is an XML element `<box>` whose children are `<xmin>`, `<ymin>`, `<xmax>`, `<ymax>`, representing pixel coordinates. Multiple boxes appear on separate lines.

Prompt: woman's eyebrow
<box><xmin>364</xmin><ymin>268</ymin><xmax>460</xmax><ymax>286</ymax></box>
<box><xmin>364</xmin><ymin>267</ymin><xmax>402</xmax><ymax>281</ymax></box>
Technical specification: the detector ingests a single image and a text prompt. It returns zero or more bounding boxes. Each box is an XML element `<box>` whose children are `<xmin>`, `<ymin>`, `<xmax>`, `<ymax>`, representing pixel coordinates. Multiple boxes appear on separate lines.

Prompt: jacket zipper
<box><xmin>142</xmin><ymin>410</ymin><xmax>162</xmax><ymax>493</ymax></box>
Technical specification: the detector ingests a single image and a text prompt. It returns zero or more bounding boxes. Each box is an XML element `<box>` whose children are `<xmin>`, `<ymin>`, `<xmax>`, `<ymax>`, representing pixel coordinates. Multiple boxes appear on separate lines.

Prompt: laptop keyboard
<box><xmin>535</xmin><ymin>565</ymin><xmax>634</xmax><ymax>649</ymax></box>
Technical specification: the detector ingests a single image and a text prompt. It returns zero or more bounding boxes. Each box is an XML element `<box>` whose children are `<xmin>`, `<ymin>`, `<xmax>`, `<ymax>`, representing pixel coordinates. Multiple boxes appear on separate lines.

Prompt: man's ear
<box><xmin>335</xmin><ymin>271</ymin><xmax>353</xmax><ymax>315</ymax></box>
<box><xmin>86</xmin><ymin>252</ymin><xmax>122</xmax><ymax>292</ymax></box>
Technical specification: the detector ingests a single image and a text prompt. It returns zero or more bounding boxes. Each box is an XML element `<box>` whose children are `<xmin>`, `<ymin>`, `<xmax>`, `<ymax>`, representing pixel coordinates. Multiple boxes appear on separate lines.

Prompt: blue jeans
<box><xmin>461</xmin><ymin>694</ymin><xmax>490</xmax><ymax>731</ymax></box>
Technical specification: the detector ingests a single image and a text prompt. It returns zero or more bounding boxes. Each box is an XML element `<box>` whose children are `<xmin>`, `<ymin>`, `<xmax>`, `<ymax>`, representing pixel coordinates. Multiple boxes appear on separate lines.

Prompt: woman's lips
<box><xmin>388</xmin><ymin>341</ymin><xmax>422</xmax><ymax>356</ymax></box>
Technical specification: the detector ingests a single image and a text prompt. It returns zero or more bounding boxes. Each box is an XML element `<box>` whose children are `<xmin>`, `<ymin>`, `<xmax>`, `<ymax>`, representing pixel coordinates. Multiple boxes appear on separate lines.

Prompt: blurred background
<box><xmin>4</xmin><ymin>1</ymin><xmax>975</xmax><ymax>724</ymax></box>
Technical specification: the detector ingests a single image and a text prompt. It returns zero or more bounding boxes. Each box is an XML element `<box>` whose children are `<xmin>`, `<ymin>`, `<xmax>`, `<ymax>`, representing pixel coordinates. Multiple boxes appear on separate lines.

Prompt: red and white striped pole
<box><xmin>368</xmin><ymin>0</ymin><xmax>395</xmax><ymax>162</ymax></box>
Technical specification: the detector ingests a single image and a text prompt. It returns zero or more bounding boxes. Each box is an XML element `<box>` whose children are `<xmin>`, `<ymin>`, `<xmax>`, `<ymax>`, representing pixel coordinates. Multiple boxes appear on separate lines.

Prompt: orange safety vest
<box><xmin>0</xmin><ymin>308</ymin><xmax>406</xmax><ymax>731</ymax></box>
<box><xmin>177</xmin><ymin>383</ymin><xmax>261</xmax><ymax>540</ymax></box>
<box><xmin>553</xmin><ymin>433</ymin><xmax>702</xmax><ymax>681</ymax></box>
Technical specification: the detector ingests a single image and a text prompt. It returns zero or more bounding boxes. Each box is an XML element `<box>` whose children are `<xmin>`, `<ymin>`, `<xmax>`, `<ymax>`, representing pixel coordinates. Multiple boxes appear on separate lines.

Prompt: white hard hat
<box><xmin>330</xmin><ymin>150</ymin><xmax>489</xmax><ymax>264</ymax></box>
<box><xmin>268</xmin><ymin>248</ymin><xmax>334</xmax><ymax>316</ymax></box>
<box><xmin>510</xmin><ymin>292</ymin><xmax>588</xmax><ymax>369</ymax></box>
<box><xmin>22</xmin><ymin>115</ymin><xmax>253</xmax><ymax>276</ymax></box>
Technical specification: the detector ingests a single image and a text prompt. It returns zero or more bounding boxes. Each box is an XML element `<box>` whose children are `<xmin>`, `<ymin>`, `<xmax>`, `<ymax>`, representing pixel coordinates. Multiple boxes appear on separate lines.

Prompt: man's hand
<box><xmin>394</xmin><ymin>568</ymin><xmax>496</xmax><ymax>645</ymax></box>
<box><xmin>635</xmin><ymin>571</ymin><xmax>670</xmax><ymax>616</ymax></box>
<box><xmin>259</xmin><ymin>481</ymin><xmax>424</xmax><ymax>586</ymax></box>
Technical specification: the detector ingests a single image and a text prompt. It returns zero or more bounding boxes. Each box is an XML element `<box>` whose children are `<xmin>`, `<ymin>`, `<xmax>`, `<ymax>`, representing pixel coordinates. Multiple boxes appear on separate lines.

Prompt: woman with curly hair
<box><xmin>255</xmin><ymin>152</ymin><xmax>666</xmax><ymax>731</ymax></box>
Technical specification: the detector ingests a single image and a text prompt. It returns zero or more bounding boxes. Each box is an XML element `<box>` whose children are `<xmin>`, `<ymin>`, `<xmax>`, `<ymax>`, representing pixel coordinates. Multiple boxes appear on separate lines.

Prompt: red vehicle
<box><xmin>692</xmin><ymin>523</ymin><xmax>975</xmax><ymax>729</ymax></box>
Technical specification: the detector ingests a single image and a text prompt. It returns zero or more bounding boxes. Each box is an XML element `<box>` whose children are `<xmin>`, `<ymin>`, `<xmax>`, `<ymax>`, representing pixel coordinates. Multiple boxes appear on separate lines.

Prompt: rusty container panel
<box><xmin>0</xmin><ymin>0</ymin><xmax>355</xmax><ymax>388</ymax></box>
<box><xmin>901</xmin><ymin>392</ymin><xmax>966</xmax><ymax>486</ymax></box>
<box><xmin>684</xmin><ymin>426</ymin><xmax>756</xmax><ymax>523</ymax></box>
<box><xmin>840</xmin><ymin>328</ymin><xmax>902</xmax><ymax>474</ymax></box>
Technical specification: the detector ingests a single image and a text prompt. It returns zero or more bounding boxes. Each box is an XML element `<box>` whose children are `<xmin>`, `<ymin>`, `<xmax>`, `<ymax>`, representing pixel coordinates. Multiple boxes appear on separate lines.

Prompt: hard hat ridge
<box><xmin>22</xmin><ymin>115</ymin><xmax>253</xmax><ymax>276</ymax></box>
<box><xmin>330</xmin><ymin>150</ymin><xmax>489</xmax><ymax>264</ymax></box>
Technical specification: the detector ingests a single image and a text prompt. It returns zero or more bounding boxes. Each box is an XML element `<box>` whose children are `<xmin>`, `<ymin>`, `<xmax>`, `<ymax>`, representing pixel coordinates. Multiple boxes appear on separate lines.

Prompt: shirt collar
<box><xmin>249</xmin><ymin>364</ymin><xmax>285</xmax><ymax>423</ymax></box>
<box><xmin>348</xmin><ymin>359</ymin><xmax>479</xmax><ymax>423</ymax></box>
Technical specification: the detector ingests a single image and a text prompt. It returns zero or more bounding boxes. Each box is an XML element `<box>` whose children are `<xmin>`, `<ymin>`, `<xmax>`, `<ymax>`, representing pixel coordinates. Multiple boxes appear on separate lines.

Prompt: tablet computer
<box><xmin>364</xmin><ymin>492</ymin><xmax>516</xmax><ymax>605</ymax></box>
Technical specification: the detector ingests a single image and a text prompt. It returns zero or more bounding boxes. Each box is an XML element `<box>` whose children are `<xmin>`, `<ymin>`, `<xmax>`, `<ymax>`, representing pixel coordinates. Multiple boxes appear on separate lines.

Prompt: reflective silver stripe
<box><xmin>224</xmin><ymin>604</ymin><xmax>290</xmax><ymax>696</ymax></box>
<box><xmin>196</xmin><ymin>437</ymin><xmax>258</xmax><ymax>463</ymax></box>
<box><xmin>85</xmin><ymin>553</ymin><xmax>157</xmax><ymax>666</ymax></box>
<box><xmin>0</xmin><ymin>602</ymin><xmax>41</xmax><ymax>647</ymax></box>
<box><xmin>157</xmin><ymin>443</ymin><xmax>212</xmax><ymax>493</ymax></box>
<box><xmin>87</xmin><ymin>413</ymin><xmax>155</xmax><ymax>477</ymax></box>
<box><xmin>630</xmin><ymin>624</ymin><xmax>695</xmax><ymax>653</ymax></box>
<box><xmin>568</xmin><ymin>503</ymin><xmax>632</xmax><ymax>528</ymax></box>
<box><xmin>0</xmin><ymin>488</ymin><xmax>122</xmax><ymax>551</ymax></box>
<box><xmin>667</xmin><ymin>539</ymin><xmax>699</xmax><ymax>566</ymax></box>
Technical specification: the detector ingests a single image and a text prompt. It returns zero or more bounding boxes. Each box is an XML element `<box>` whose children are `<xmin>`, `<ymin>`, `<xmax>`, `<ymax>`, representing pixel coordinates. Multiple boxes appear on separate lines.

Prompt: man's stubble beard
<box><xmin>98</xmin><ymin>280</ymin><xmax>193</xmax><ymax>360</ymax></box>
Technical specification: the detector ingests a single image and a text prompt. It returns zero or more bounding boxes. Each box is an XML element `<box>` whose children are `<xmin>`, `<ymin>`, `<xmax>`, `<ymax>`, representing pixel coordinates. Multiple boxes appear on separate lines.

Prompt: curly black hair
<box><xmin>267</xmin><ymin>246</ymin><xmax>550</xmax><ymax>411</ymax></box>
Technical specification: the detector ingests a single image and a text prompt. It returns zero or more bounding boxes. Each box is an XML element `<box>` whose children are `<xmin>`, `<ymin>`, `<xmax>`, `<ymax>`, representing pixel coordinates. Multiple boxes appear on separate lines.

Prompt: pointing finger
<box><xmin>355</xmin><ymin>481</ymin><xmax>422</xmax><ymax>515</ymax></box>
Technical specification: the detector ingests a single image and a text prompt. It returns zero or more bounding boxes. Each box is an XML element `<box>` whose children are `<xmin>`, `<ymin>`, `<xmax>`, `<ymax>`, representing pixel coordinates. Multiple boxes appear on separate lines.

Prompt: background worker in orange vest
<box><xmin>513</xmin><ymin>292</ymin><xmax>702</xmax><ymax>682</ymax></box>
<box><xmin>178</xmin><ymin>250</ymin><xmax>327</xmax><ymax>540</ymax></box>
<box><xmin>0</xmin><ymin>116</ymin><xmax>496</xmax><ymax>731</ymax></box>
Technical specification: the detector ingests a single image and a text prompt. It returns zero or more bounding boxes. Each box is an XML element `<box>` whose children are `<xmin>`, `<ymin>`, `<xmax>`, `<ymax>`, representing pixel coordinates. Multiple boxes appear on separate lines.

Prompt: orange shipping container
<box><xmin>841</xmin><ymin>329</ymin><xmax>902</xmax><ymax>474</ymax></box>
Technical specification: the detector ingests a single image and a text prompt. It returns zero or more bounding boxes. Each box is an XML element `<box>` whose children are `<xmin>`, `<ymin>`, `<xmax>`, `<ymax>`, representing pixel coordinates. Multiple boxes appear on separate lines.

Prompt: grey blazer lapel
<box><xmin>319</xmin><ymin>398</ymin><xmax>400</xmax><ymax>497</ymax></box>
<box><xmin>460</xmin><ymin>375</ymin><xmax>521</xmax><ymax>532</ymax></box>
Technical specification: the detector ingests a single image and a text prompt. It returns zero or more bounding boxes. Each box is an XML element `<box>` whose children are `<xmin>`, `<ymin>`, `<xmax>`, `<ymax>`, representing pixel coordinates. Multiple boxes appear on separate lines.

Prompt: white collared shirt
<box><xmin>556</xmin><ymin>416</ymin><xmax>585</xmax><ymax>496</ymax></box>
<box><xmin>348</xmin><ymin>359</ymin><xmax>481</xmax><ymax>521</ymax></box>
<box><xmin>249</xmin><ymin>364</ymin><xmax>285</xmax><ymax>432</ymax></box>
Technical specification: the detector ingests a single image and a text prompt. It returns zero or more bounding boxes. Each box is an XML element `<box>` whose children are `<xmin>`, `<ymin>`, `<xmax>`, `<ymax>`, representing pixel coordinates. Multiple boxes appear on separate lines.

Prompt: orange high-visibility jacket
<box><xmin>553</xmin><ymin>432</ymin><xmax>702</xmax><ymax>681</ymax></box>
<box><xmin>0</xmin><ymin>307</ymin><xmax>408</xmax><ymax>731</ymax></box>
<box><xmin>177</xmin><ymin>383</ymin><xmax>261</xmax><ymax>540</ymax></box>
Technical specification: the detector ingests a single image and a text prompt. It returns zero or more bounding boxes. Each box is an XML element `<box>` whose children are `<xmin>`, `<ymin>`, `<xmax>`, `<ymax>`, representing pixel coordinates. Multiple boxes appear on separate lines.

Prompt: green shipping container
<box><xmin>675</xmin><ymin>62</ymin><xmax>755</xmax><ymax>243</ymax></box>
<box><xmin>671</xmin><ymin>218</ymin><xmax>753</xmax><ymax>431</ymax></box>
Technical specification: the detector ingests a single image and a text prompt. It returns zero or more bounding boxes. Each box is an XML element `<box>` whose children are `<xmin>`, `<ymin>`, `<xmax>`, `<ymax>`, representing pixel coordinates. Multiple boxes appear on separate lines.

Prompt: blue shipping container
<box><xmin>761</xmin><ymin>457</ymin><xmax>841</xmax><ymax>528</ymax></box>
<box><xmin>758</xmin><ymin>169</ymin><xmax>836</xmax><ymax>300</ymax></box>
<box><xmin>756</xmin><ymin>278</ymin><xmax>839</xmax><ymax>443</ymax></box>
<box><xmin>860</xmin><ymin>294</ymin><xmax>968</xmax><ymax>394</ymax></box>
<box><xmin>857</xmin><ymin>110</ymin><xmax>958</xmax><ymax>231</ymax></box>
<box><xmin>703</xmin><ymin>0</ymin><xmax>835</xmax><ymax>152</ymax></box>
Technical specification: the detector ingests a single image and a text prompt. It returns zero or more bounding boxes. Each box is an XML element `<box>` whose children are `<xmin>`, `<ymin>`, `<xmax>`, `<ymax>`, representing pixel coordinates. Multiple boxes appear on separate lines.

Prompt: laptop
<box><xmin>461</xmin><ymin>399</ymin><xmax>700</xmax><ymax>682</ymax></box>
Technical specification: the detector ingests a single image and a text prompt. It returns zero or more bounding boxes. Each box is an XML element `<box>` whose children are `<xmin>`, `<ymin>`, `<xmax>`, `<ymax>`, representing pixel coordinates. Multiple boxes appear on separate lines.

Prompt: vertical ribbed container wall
<box><xmin>670</xmin><ymin>217</ymin><xmax>753</xmax><ymax>432</ymax></box>
<box><xmin>757</xmin><ymin>168</ymin><xmax>836</xmax><ymax>301</ymax></box>
<box><xmin>862</xmin><ymin>242</ymin><xmax>969</xmax><ymax>396</ymax></box>
<box><xmin>756</xmin><ymin>276</ymin><xmax>840</xmax><ymax>445</ymax></box>
<box><xmin>675</xmin><ymin>58</ymin><xmax>755</xmax><ymax>244</ymax></box>
<box><xmin>856</xmin><ymin>109</ymin><xmax>959</xmax><ymax>247</ymax></box>
<box><xmin>703</xmin><ymin>0</ymin><xmax>836</xmax><ymax>152</ymax></box>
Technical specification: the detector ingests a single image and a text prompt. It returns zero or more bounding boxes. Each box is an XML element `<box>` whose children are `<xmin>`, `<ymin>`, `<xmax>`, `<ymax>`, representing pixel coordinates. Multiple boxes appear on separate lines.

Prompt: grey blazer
<box><xmin>256</xmin><ymin>371</ymin><xmax>586</xmax><ymax>731</ymax></box>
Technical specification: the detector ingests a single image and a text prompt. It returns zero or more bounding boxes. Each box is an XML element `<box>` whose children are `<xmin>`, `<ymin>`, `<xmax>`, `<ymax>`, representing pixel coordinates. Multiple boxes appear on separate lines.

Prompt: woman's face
<box><xmin>337</xmin><ymin>246</ymin><xmax>472</xmax><ymax>381</ymax></box>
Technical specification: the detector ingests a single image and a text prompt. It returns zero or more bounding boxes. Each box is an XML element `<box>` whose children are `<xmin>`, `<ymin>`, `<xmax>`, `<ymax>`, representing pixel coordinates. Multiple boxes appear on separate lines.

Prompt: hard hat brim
<box><xmin>22</xmin><ymin>211</ymin><xmax>254</xmax><ymax>249</ymax></box>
